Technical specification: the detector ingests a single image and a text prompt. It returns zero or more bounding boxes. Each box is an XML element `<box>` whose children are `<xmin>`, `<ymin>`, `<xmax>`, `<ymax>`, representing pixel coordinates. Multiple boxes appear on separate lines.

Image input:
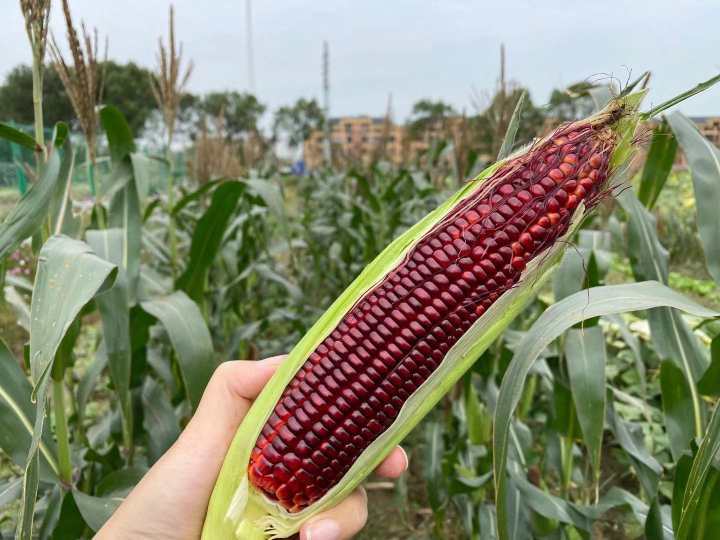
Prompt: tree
<box><xmin>0</xmin><ymin>64</ymin><xmax>74</xmax><ymax>127</ymax></box>
<box><xmin>199</xmin><ymin>91</ymin><xmax>265</xmax><ymax>140</ymax></box>
<box><xmin>407</xmin><ymin>99</ymin><xmax>456</xmax><ymax>139</ymax></box>
<box><xmin>0</xmin><ymin>62</ymin><xmax>159</xmax><ymax>135</ymax></box>
<box><xmin>272</xmin><ymin>98</ymin><xmax>324</xmax><ymax>148</ymax></box>
<box><xmin>102</xmin><ymin>61</ymin><xmax>158</xmax><ymax>134</ymax></box>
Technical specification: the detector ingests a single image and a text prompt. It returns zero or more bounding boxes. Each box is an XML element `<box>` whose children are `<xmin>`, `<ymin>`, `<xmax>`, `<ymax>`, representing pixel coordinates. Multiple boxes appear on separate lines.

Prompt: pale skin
<box><xmin>98</xmin><ymin>356</ymin><xmax>409</xmax><ymax>540</ymax></box>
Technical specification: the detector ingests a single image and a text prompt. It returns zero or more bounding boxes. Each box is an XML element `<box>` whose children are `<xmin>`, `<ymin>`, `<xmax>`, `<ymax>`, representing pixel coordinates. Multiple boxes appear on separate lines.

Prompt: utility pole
<box><xmin>246</xmin><ymin>0</ymin><xmax>256</xmax><ymax>93</ymax></box>
<box><xmin>322</xmin><ymin>41</ymin><xmax>332</xmax><ymax>166</ymax></box>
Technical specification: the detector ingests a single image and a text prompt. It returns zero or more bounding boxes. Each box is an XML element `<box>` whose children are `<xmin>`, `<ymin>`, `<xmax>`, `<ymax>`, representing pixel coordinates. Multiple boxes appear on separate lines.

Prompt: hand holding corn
<box><xmin>96</xmin><ymin>356</ymin><xmax>408</xmax><ymax>540</ymax></box>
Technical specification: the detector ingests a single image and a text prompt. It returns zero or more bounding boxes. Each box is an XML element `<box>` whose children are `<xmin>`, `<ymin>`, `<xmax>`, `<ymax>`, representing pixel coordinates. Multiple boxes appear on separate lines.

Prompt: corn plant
<box><xmin>0</xmin><ymin>67</ymin><xmax>718</xmax><ymax>540</ymax></box>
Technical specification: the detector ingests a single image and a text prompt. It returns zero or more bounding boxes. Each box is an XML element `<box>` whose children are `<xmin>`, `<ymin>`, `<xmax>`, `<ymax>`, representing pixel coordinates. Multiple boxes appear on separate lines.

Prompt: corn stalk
<box><xmin>19</xmin><ymin>0</ymin><xmax>51</xmax><ymax>158</ymax></box>
<box><xmin>150</xmin><ymin>4</ymin><xmax>193</xmax><ymax>278</ymax></box>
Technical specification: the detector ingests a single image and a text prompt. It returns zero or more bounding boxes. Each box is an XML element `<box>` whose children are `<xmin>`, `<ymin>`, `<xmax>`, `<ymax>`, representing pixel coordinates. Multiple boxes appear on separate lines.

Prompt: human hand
<box><xmin>97</xmin><ymin>356</ymin><xmax>409</xmax><ymax>540</ymax></box>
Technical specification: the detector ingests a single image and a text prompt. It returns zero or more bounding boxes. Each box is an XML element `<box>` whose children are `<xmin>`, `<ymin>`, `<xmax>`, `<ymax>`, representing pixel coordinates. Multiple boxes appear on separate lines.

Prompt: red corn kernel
<box><xmin>248</xmin><ymin>119</ymin><xmax>617</xmax><ymax>512</ymax></box>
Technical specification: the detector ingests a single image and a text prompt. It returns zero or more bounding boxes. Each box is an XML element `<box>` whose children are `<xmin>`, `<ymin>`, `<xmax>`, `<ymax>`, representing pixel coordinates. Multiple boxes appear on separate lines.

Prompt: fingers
<box><xmin>297</xmin><ymin>447</ymin><xmax>408</xmax><ymax>539</ymax></box>
<box><xmin>300</xmin><ymin>489</ymin><xmax>368</xmax><ymax>540</ymax></box>
<box><xmin>373</xmin><ymin>446</ymin><xmax>408</xmax><ymax>479</ymax></box>
<box><xmin>179</xmin><ymin>355</ymin><xmax>286</xmax><ymax>451</ymax></box>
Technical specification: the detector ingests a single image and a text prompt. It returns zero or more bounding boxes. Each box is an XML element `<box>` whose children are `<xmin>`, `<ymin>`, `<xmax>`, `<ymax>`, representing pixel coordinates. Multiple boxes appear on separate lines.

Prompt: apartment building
<box><xmin>303</xmin><ymin>115</ymin><xmax>468</xmax><ymax>169</ymax></box>
<box><xmin>303</xmin><ymin>114</ymin><xmax>720</xmax><ymax>170</ymax></box>
<box><xmin>304</xmin><ymin>116</ymin><xmax>402</xmax><ymax>169</ymax></box>
<box><xmin>693</xmin><ymin>116</ymin><xmax>720</xmax><ymax>147</ymax></box>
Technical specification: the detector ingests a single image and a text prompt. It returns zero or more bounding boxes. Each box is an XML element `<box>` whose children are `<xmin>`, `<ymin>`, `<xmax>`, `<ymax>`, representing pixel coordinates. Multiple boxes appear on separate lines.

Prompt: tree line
<box><xmin>0</xmin><ymin>60</ymin><xmax>595</xmax><ymax>155</ymax></box>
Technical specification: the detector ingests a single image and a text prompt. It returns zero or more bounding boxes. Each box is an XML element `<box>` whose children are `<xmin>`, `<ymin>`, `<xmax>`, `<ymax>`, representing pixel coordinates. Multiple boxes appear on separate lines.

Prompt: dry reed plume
<box><xmin>49</xmin><ymin>0</ymin><xmax>107</xmax><ymax>165</ymax></box>
<box><xmin>189</xmin><ymin>114</ymin><xmax>244</xmax><ymax>183</ymax></box>
<box><xmin>150</xmin><ymin>5</ymin><xmax>194</xmax><ymax>149</ymax></box>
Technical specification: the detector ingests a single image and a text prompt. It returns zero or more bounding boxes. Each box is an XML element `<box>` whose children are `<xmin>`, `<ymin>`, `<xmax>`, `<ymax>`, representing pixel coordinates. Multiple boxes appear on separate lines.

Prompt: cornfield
<box><xmin>1</xmin><ymin>3</ymin><xmax>720</xmax><ymax>540</ymax></box>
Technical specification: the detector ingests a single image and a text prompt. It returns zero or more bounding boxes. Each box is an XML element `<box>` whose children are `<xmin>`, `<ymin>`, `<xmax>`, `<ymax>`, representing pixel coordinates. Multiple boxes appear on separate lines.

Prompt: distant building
<box><xmin>303</xmin><ymin>115</ymin><xmax>468</xmax><ymax>169</ymax></box>
<box><xmin>303</xmin><ymin>114</ymin><xmax>720</xmax><ymax>170</ymax></box>
<box><xmin>304</xmin><ymin>116</ymin><xmax>404</xmax><ymax>169</ymax></box>
<box><xmin>691</xmin><ymin>116</ymin><xmax>720</xmax><ymax>147</ymax></box>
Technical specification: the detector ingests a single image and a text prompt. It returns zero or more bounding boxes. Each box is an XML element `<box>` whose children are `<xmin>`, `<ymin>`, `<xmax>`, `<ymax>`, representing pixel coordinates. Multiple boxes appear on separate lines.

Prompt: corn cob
<box><xmin>203</xmin><ymin>93</ymin><xmax>645</xmax><ymax>539</ymax></box>
<box><xmin>248</xmin><ymin>123</ymin><xmax>613</xmax><ymax>512</ymax></box>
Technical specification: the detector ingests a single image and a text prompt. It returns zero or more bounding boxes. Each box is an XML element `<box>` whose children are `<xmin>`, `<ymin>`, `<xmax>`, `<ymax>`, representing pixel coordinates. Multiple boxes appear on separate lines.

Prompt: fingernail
<box><xmin>304</xmin><ymin>519</ymin><xmax>341</xmax><ymax>540</ymax></box>
<box><xmin>398</xmin><ymin>446</ymin><xmax>409</xmax><ymax>471</ymax></box>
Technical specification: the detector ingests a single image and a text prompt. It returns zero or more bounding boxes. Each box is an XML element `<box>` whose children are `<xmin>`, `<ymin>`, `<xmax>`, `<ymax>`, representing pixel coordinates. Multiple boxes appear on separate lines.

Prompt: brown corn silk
<box><xmin>249</xmin><ymin>119</ymin><xmax>617</xmax><ymax>512</ymax></box>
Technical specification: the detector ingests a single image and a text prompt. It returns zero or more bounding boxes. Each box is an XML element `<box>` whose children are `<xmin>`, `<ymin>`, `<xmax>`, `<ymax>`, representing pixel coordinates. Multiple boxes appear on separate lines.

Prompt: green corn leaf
<box><xmin>3</xmin><ymin>282</ymin><xmax>31</xmax><ymax>332</ymax></box>
<box><xmin>176</xmin><ymin>181</ymin><xmax>246</xmax><ymax>304</ymax></box>
<box><xmin>607</xmin><ymin>398</ymin><xmax>662</xmax><ymax>497</ymax></box>
<box><xmin>644</xmin><ymin>73</ymin><xmax>720</xmax><ymax>119</ymax></box>
<box><xmin>672</xmin><ymin>454</ymin><xmax>693</xmax><ymax>532</ymax></box>
<box><xmin>637</xmin><ymin>120</ymin><xmax>677</xmax><ymax>209</ymax></box>
<box><xmin>51</xmin><ymin>122</ymin><xmax>69</xmax><ymax>149</ymax></box>
<box><xmin>72</xmin><ymin>489</ymin><xmax>123</xmax><ymax>532</ymax></box>
<box><xmin>18</xmin><ymin>236</ymin><xmax>117</xmax><ymax>539</ymax></box>
<box><xmin>619</xmin><ymin>188</ymin><xmax>708</xmax><ymax>437</ymax></box>
<box><xmin>0</xmin><ymin>150</ymin><xmax>60</xmax><ymax>261</ymax></box>
<box><xmin>100</xmin><ymin>106</ymin><xmax>135</xmax><ymax>165</ymax></box>
<box><xmin>660</xmin><ymin>360</ymin><xmax>696</xmax><ymax>460</ymax></box>
<box><xmin>509</xmin><ymin>469</ymin><xmax>591</xmax><ymax>531</ymax></box>
<box><xmin>37</xmin><ymin>485</ymin><xmax>63</xmax><ymax>540</ymax></box>
<box><xmin>246</xmin><ymin>177</ymin><xmax>285</xmax><ymax>219</ymax></box>
<box><xmin>48</xmin><ymin>134</ymin><xmax>78</xmax><ymax>237</ymax></box>
<box><xmin>171</xmin><ymin>179</ymin><xmax>222</xmax><ymax>216</ymax></box>
<box><xmin>47</xmin><ymin>490</ymin><xmax>86</xmax><ymax>539</ymax></box>
<box><xmin>0</xmin><ymin>122</ymin><xmax>40</xmax><ymax>152</ymax></box>
<box><xmin>86</xmin><ymin>229</ymin><xmax>134</xmax><ymax>457</ymax></box>
<box><xmin>131</xmin><ymin>153</ymin><xmax>168</xmax><ymax>202</ymax></box>
<box><xmin>553</xmin><ymin>250</ymin><xmax>587</xmax><ymax>301</ymax></box>
<box><xmin>75</xmin><ymin>342</ymin><xmax>108</xmax><ymax>430</ymax></box>
<box><xmin>644</xmin><ymin>498</ymin><xmax>665</xmax><ymax>540</ymax></box>
<box><xmin>140</xmin><ymin>291</ymin><xmax>216</xmax><ymax>409</ymax></box>
<box><xmin>423</xmin><ymin>418</ymin><xmax>447</xmax><ymax>519</ymax></box>
<box><xmin>565</xmin><ymin>326</ymin><xmax>607</xmax><ymax>478</ymax></box>
<box><xmin>579</xmin><ymin>486</ymin><xmax>672</xmax><ymax>538</ymax></box>
<box><xmin>0</xmin><ymin>477</ymin><xmax>22</xmax><ymax>507</ymax></box>
<box><xmin>493</xmin><ymin>281</ymin><xmax>717</xmax><ymax>540</ymax></box>
<box><xmin>141</xmin><ymin>377</ymin><xmax>180</xmax><ymax>464</ymax></box>
<box><xmin>605</xmin><ymin>313</ymin><xmax>646</xmax><ymax>392</ymax></box>
<box><xmin>504</xmin><ymin>475</ymin><xmax>531</xmax><ymax>540</ymax></box>
<box><xmin>697</xmin><ymin>335</ymin><xmax>720</xmax><ymax>396</ymax></box>
<box><xmin>106</xmin><ymin>163</ymin><xmax>142</xmax><ymax>305</ymax></box>
<box><xmin>478</xmin><ymin>504</ymin><xmax>499</xmax><ymax>540</ymax></box>
<box><xmin>102</xmin><ymin>105</ymin><xmax>142</xmax><ymax>305</ymax></box>
<box><xmin>95</xmin><ymin>467</ymin><xmax>147</xmax><ymax>497</ymax></box>
<box><xmin>676</xmin><ymin>401</ymin><xmax>720</xmax><ymax>540</ymax></box>
<box><xmin>667</xmin><ymin>111</ymin><xmax>720</xmax><ymax>286</ymax></box>
<box><xmin>688</xmin><ymin>469</ymin><xmax>720</xmax><ymax>540</ymax></box>
<box><xmin>0</xmin><ymin>338</ymin><xmax>58</xmax><ymax>480</ymax></box>
<box><xmin>497</xmin><ymin>90</ymin><xmax>526</xmax><ymax>161</ymax></box>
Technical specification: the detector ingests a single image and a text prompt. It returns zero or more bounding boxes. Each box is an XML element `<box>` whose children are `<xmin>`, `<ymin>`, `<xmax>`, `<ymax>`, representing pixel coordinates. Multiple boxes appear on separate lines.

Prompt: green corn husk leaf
<box><xmin>202</xmin><ymin>91</ymin><xmax>647</xmax><ymax>539</ymax></box>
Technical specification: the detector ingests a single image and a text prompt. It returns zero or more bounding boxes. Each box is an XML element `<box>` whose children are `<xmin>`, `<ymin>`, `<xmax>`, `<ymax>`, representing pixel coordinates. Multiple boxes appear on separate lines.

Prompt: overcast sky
<box><xmin>4</xmin><ymin>0</ymin><xmax>720</xmax><ymax>121</ymax></box>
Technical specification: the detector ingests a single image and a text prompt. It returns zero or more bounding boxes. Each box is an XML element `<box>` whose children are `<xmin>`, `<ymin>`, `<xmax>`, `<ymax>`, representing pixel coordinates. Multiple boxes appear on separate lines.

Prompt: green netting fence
<box><xmin>0</xmin><ymin>122</ymin><xmax>187</xmax><ymax>195</ymax></box>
